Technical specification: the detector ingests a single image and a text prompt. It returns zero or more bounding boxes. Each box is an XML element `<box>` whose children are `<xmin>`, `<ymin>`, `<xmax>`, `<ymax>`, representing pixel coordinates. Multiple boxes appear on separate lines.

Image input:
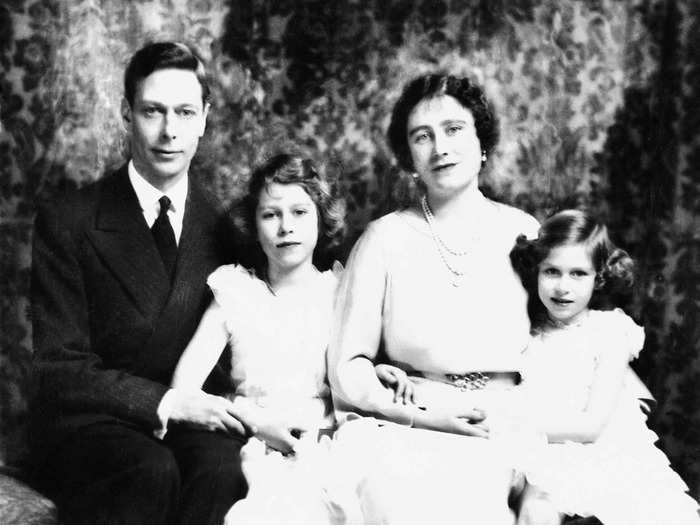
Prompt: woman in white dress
<box><xmin>328</xmin><ymin>73</ymin><xmax>540</xmax><ymax>524</ymax></box>
<box><xmin>171</xmin><ymin>153</ymin><xmax>358</xmax><ymax>524</ymax></box>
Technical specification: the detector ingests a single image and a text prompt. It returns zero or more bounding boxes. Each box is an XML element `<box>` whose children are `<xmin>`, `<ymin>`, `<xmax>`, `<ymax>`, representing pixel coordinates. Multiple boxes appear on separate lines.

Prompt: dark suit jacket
<box><xmin>30</xmin><ymin>165</ymin><xmax>235</xmax><ymax>453</ymax></box>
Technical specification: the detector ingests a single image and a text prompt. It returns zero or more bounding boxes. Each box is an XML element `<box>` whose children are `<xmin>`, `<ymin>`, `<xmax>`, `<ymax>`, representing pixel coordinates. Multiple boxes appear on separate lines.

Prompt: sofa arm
<box><xmin>0</xmin><ymin>467</ymin><xmax>59</xmax><ymax>525</ymax></box>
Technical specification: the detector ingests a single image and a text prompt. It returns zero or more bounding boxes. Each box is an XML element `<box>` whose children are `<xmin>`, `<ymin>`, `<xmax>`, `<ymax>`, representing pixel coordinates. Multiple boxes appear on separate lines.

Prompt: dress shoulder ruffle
<box><xmin>588</xmin><ymin>308</ymin><xmax>645</xmax><ymax>361</ymax></box>
<box><xmin>207</xmin><ymin>264</ymin><xmax>268</xmax><ymax>312</ymax></box>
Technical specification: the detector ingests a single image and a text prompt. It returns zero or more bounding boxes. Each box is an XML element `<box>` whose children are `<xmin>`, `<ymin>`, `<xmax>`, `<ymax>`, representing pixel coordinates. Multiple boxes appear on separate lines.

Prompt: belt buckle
<box><xmin>446</xmin><ymin>372</ymin><xmax>490</xmax><ymax>391</ymax></box>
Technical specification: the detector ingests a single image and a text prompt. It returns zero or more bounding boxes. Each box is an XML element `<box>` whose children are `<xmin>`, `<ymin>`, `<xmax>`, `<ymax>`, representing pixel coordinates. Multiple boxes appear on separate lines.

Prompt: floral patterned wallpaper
<box><xmin>1</xmin><ymin>0</ymin><xmax>698</xmax><ymax>500</ymax></box>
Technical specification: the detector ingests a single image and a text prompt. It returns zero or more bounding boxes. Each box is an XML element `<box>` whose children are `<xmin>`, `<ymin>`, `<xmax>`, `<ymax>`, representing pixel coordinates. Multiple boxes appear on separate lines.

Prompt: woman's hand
<box><xmin>375</xmin><ymin>364</ymin><xmax>415</xmax><ymax>404</ymax></box>
<box><xmin>413</xmin><ymin>406</ymin><xmax>490</xmax><ymax>438</ymax></box>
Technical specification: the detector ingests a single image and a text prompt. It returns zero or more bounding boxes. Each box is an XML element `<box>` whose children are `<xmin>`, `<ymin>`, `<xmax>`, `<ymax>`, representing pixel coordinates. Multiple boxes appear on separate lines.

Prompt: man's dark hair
<box><xmin>124</xmin><ymin>42</ymin><xmax>211</xmax><ymax>107</ymax></box>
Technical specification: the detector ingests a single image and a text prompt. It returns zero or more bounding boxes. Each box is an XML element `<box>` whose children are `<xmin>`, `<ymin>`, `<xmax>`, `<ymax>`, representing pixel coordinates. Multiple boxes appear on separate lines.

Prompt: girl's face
<box><xmin>406</xmin><ymin>94</ymin><xmax>482</xmax><ymax>201</ymax></box>
<box><xmin>537</xmin><ymin>243</ymin><xmax>596</xmax><ymax>325</ymax></box>
<box><xmin>256</xmin><ymin>182</ymin><xmax>319</xmax><ymax>276</ymax></box>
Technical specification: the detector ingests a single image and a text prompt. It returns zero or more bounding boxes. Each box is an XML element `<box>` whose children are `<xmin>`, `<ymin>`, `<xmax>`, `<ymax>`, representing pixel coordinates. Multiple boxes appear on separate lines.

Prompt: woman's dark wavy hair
<box><xmin>509</xmin><ymin>209</ymin><xmax>635</xmax><ymax>329</ymax></box>
<box><xmin>232</xmin><ymin>153</ymin><xmax>346</xmax><ymax>273</ymax></box>
<box><xmin>387</xmin><ymin>73</ymin><xmax>499</xmax><ymax>208</ymax></box>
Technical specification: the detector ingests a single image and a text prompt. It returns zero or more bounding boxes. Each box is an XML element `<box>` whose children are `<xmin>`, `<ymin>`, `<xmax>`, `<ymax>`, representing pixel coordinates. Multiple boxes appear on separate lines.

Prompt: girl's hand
<box><xmin>253</xmin><ymin>418</ymin><xmax>301</xmax><ymax>455</ymax></box>
<box><xmin>375</xmin><ymin>364</ymin><xmax>415</xmax><ymax>404</ymax></box>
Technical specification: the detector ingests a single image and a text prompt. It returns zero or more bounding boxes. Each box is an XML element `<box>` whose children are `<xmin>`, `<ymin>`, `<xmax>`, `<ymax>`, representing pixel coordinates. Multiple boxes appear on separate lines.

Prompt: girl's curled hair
<box><xmin>232</xmin><ymin>153</ymin><xmax>346</xmax><ymax>273</ymax></box>
<box><xmin>509</xmin><ymin>209</ymin><xmax>635</xmax><ymax>327</ymax></box>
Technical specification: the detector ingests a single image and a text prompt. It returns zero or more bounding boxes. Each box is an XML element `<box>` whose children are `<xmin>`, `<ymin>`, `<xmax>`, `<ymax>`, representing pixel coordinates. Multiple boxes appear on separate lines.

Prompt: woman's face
<box><xmin>255</xmin><ymin>182</ymin><xmax>319</xmax><ymax>275</ymax></box>
<box><xmin>406</xmin><ymin>95</ymin><xmax>482</xmax><ymax>201</ymax></box>
<box><xmin>537</xmin><ymin>243</ymin><xmax>596</xmax><ymax>325</ymax></box>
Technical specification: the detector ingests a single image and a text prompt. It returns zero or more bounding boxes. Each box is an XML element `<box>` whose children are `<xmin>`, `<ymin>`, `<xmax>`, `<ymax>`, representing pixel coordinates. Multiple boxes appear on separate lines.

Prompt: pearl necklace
<box><xmin>421</xmin><ymin>196</ymin><xmax>470</xmax><ymax>256</ymax></box>
<box><xmin>421</xmin><ymin>196</ymin><xmax>470</xmax><ymax>286</ymax></box>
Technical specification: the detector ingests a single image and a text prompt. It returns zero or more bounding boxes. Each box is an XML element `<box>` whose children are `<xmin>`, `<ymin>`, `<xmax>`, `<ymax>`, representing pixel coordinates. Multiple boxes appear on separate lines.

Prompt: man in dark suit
<box><xmin>31</xmin><ymin>42</ymin><xmax>248</xmax><ymax>525</ymax></box>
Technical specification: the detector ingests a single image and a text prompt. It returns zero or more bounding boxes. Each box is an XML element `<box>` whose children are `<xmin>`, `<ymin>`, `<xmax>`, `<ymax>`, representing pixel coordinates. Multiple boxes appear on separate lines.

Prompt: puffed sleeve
<box><xmin>207</xmin><ymin>264</ymin><xmax>264</xmax><ymax>333</ymax></box>
<box><xmin>605</xmin><ymin>308</ymin><xmax>646</xmax><ymax>362</ymax></box>
<box><xmin>602</xmin><ymin>309</ymin><xmax>654</xmax><ymax>412</ymax></box>
<box><xmin>328</xmin><ymin>222</ymin><xmax>397</xmax><ymax>418</ymax></box>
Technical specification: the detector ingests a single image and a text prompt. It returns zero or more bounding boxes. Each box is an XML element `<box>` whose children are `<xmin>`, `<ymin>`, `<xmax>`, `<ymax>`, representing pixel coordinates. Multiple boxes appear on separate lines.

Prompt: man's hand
<box><xmin>169</xmin><ymin>390</ymin><xmax>253</xmax><ymax>436</ymax></box>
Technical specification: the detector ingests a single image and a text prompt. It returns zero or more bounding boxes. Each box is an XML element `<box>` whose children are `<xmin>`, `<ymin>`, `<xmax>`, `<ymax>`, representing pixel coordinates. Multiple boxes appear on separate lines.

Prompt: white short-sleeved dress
<box><xmin>329</xmin><ymin>194</ymin><xmax>541</xmax><ymax>525</ymax></box>
<box><xmin>207</xmin><ymin>264</ymin><xmax>360</xmax><ymax>525</ymax></box>
<box><xmin>520</xmin><ymin>309</ymin><xmax>700</xmax><ymax>524</ymax></box>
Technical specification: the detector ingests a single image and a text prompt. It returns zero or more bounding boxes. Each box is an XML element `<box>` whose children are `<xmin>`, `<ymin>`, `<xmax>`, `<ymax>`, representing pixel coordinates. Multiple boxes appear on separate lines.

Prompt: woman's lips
<box><xmin>432</xmin><ymin>163</ymin><xmax>456</xmax><ymax>172</ymax></box>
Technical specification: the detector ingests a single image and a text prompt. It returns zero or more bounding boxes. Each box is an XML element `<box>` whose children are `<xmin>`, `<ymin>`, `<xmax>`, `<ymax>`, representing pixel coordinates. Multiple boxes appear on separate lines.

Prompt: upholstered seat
<box><xmin>0</xmin><ymin>468</ymin><xmax>58</xmax><ymax>525</ymax></box>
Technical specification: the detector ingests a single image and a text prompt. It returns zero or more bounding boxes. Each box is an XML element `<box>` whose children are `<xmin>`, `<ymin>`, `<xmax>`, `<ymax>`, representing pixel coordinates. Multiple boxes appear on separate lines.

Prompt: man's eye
<box><xmin>179</xmin><ymin>108</ymin><xmax>197</xmax><ymax>117</ymax></box>
<box><xmin>143</xmin><ymin>107</ymin><xmax>158</xmax><ymax>115</ymax></box>
<box><xmin>261</xmin><ymin>212</ymin><xmax>276</xmax><ymax>220</ymax></box>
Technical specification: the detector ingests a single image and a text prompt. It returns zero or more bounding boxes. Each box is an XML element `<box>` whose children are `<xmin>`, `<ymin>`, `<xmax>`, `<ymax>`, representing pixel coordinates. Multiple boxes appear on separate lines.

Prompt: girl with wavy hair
<box><xmin>171</xmin><ymin>153</ymin><xmax>364</xmax><ymax>524</ymax></box>
<box><xmin>509</xmin><ymin>209</ymin><xmax>700</xmax><ymax>525</ymax></box>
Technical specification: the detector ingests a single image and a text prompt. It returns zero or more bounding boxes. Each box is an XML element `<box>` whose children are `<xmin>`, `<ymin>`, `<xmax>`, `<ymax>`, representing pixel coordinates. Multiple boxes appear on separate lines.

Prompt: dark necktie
<box><xmin>152</xmin><ymin>196</ymin><xmax>177</xmax><ymax>279</ymax></box>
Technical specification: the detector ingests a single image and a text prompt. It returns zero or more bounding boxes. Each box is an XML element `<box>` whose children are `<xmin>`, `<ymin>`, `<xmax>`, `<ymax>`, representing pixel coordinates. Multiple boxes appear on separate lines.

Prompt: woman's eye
<box><xmin>446</xmin><ymin>125</ymin><xmax>463</xmax><ymax>135</ymax></box>
<box><xmin>571</xmin><ymin>270</ymin><xmax>589</xmax><ymax>277</ymax></box>
<box><xmin>413</xmin><ymin>132</ymin><xmax>430</xmax><ymax>144</ymax></box>
<box><xmin>293</xmin><ymin>209</ymin><xmax>308</xmax><ymax>216</ymax></box>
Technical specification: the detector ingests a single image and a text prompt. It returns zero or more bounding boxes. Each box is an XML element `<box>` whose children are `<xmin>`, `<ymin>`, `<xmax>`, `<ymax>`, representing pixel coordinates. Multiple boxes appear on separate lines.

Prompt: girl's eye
<box><xmin>542</xmin><ymin>268</ymin><xmax>559</xmax><ymax>276</ymax></box>
<box><xmin>571</xmin><ymin>270</ymin><xmax>589</xmax><ymax>277</ymax></box>
<box><xmin>293</xmin><ymin>209</ymin><xmax>308</xmax><ymax>216</ymax></box>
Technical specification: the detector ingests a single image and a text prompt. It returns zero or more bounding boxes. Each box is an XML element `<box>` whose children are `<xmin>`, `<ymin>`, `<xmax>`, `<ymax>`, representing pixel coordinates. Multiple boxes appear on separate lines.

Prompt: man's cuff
<box><xmin>154</xmin><ymin>389</ymin><xmax>177</xmax><ymax>439</ymax></box>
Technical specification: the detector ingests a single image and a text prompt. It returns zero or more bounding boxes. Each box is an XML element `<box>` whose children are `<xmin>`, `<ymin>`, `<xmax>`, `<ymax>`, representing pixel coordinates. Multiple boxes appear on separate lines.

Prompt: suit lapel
<box><xmin>135</xmin><ymin>183</ymin><xmax>229</xmax><ymax>377</ymax></box>
<box><xmin>86</xmin><ymin>167</ymin><xmax>171</xmax><ymax>320</ymax></box>
<box><xmin>158</xmin><ymin>183</ymin><xmax>224</xmax><ymax>322</ymax></box>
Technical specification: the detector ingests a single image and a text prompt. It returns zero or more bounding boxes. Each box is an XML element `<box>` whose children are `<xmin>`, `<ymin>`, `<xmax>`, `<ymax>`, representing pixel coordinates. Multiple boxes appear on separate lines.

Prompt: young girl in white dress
<box><xmin>171</xmin><ymin>153</ymin><xmax>363</xmax><ymax>525</ymax></box>
<box><xmin>507</xmin><ymin>209</ymin><xmax>700</xmax><ymax>525</ymax></box>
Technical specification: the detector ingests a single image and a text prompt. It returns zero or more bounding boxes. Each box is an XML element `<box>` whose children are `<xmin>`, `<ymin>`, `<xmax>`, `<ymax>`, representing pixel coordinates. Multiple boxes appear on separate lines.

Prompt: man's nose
<box><xmin>161</xmin><ymin>111</ymin><xmax>177</xmax><ymax>140</ymax></box>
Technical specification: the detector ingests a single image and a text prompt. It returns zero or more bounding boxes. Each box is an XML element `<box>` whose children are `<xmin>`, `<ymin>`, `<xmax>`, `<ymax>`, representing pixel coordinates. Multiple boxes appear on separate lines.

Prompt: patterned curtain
<box><xmin>1</xmin><ymin>0</ymin><xmax>698</xmax><ymax>499</ymax></box>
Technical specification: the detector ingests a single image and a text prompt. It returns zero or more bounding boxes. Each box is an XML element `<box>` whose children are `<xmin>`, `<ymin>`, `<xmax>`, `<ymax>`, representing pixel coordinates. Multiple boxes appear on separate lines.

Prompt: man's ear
<box><xmin>199</xmin><ymin>102</ymin><xmax>210</xmax><ymax>137</ymax></box>
<box><xmin>121</xmin><ymin>98</ymin><xmax>133</xmax><ymax>128</ymax></box>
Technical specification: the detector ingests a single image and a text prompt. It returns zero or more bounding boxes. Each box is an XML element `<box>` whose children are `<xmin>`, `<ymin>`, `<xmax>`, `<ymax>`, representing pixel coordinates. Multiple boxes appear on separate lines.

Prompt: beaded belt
<box><xmin>445</xmin><ymin>372</ymin><xmax>491</xmax><ymax>391</ymax></box>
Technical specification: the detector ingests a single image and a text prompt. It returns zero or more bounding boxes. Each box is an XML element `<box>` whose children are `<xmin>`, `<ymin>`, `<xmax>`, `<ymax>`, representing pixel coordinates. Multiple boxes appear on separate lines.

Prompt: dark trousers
<box><xmin>37</xmin><ymin>422</ymin><xmax>247</xmax><ymax>525</ymax></box>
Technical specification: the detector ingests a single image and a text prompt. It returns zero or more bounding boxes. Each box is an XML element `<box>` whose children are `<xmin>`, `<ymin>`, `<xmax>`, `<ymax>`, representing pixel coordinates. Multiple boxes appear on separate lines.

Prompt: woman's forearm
<box><xmin>537</xmin><ymin>411</ymin><xmax>605</xmax><ymax>444</ymax></box>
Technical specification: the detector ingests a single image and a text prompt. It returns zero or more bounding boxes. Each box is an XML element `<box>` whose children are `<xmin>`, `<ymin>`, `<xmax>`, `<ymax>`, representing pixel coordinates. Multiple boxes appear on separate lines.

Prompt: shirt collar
<box><xmin>128</xmin><ymin>160</ymin><xmax>188</xmax><ymax>215</ymax></box>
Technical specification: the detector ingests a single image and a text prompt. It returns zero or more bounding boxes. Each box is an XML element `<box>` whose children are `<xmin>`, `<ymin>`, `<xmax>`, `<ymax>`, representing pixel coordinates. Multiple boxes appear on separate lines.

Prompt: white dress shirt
<box><xmin>127</xmin><ymin>161</ymin><xmax>189</xmax><ymax>436</ymax></box>
<box><xmin>128</xmin><ymin>161</ymin><xmax>188</xmax><ymax>244</ymax></box>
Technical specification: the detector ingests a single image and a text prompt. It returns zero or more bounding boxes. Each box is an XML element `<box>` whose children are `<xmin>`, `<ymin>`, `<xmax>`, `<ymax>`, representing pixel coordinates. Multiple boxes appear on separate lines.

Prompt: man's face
<box><xmin>123</xmin><ymin>68</ymin><xmax>209</xmax><ymax>191</ymax></box>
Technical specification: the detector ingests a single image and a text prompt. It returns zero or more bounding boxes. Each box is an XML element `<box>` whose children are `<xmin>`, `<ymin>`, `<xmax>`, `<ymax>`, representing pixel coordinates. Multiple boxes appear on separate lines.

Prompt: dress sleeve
<box><xmin>207</xmin><ymin>264</ymin><xmax>257</xmax><ymax>309</ymax></box>
<box><xmin>598</xmin><ymin>308</ymin><xmax>644</xmax><ymax>361</ymax></box>
<box><xmin>328</xmin><ymin>222</ymin><xmax>396</xmax><ymax>416</ymax></box>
